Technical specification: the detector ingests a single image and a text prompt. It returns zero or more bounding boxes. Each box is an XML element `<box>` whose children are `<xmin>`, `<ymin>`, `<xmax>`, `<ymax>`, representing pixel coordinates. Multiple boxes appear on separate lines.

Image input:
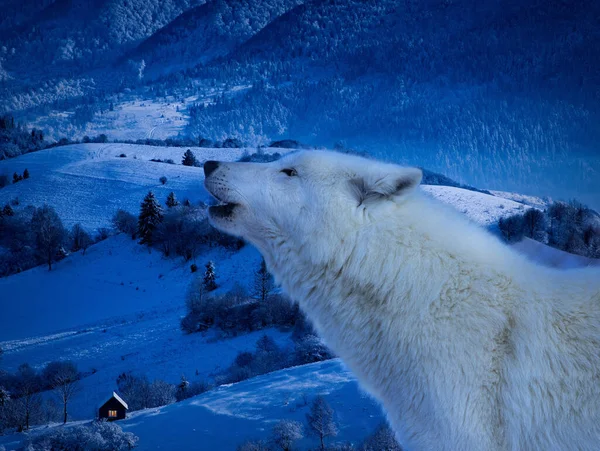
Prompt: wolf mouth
<box><xmin>209</xmin><ymin>202</ymin><xmax>238</xmax><ymax>218</ymax></box>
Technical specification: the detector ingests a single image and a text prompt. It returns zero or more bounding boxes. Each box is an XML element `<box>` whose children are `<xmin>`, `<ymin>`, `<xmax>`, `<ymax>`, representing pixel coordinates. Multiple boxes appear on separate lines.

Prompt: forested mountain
<box><xmin>1</xmin><ymin>0</ymin><xmax>205</xmax><ymax>70</ymax></box>
<box><xmin>0</xmin><ymin>0</ymin><xmax>205</xmax><ymax>111</ymax></box>
<box><xmin>132</xmin><ymin>0</ymin><xmax>304</xmax><ymax>76</ymax></box>
<box><xmin>0</xmin><ymin>0</ymin><xmax>598</xmax><ymax>207</ymax></box>
<box><xmin>184</xmin><ymin>0</ymin><xmax>600</xmax><ymax>207</ymax></box>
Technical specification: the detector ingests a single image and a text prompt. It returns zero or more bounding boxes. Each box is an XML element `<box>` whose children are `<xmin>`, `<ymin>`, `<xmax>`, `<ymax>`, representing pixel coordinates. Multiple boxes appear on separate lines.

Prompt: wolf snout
<box><xmin>204</xmin><ymin>160</ymin><xmax>220</xmax><ymax>177</ymax></box>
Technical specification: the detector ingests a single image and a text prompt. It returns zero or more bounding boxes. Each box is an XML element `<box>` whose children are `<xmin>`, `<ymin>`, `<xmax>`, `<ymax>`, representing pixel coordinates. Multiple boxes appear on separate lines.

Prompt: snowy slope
<box><xmin>0</xmin><ymin>143</ymin><xmax>287</xmax><ymax>230</ymax></box>
<box><xmin>422</xmin><ymin>185</ymin><xmax>531</xmax><ymax>228</ymax></box>
<box><xmin>121</xmin><ymin>359</ymin><xmax>382</xmax><ymax>450</ymax></box>
<box><xmin>489</xmin><ymin>190</ymin><xmax>550</xmax><ymax>210</ymax></box>
<box><xmin>0</xmin><ymin>234</ymin><xmax>266</xmax><ymax>342</ymax></box>
<box><xmin>0</xmin><ymin>231</ymin><xmax>290</xmax><ymax>422</ymax></box>
<box><xmin>0</xmin><ymin>359</ymin><xmax>384</xmax><ymax>451</ymax></box>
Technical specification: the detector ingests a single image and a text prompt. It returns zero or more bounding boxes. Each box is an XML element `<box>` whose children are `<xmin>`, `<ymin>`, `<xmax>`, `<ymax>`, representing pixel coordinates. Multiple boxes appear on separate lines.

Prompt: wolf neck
<box><xmin>259</xmin><ymin>193</ymin><xmax>529</xmax><ymax>389</ymax></box>
<box><xmin>264</xmin><ymin>193</ymin><xmax>531</xmax><ymax>324</ymax></box>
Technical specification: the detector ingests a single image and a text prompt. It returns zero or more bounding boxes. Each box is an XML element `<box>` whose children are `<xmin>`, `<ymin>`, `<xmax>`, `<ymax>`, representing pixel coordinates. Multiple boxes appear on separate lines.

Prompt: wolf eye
<box><xmin>280</xmin><ymin>168</ymin><xmax>297</xmax><ymax>177</ymax></box>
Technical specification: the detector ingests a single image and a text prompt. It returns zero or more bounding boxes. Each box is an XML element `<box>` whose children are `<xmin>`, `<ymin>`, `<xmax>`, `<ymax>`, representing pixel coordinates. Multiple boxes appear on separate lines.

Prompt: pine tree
<box><xmin>181</xmin><ymin>149</ymin><xmax>198</xmax><ymax>167</ymax></box>
<box><xmin>12</xmin><ymin>172</ymin><xmax>22</xmax><ymax>183</ymax></box>
<box><xmin>166</xmin><ymin>192</ymin><xmax>179</xmax><ymax>208</ymax></box>
<box><xmin>253</xmin><ymin>258</ymin><xmax>274</xmax><ymax>302</ymax></box>
<box><xmin>22</xmin><ymin>168</ymin><xmax>29</xmax><ymax>179</ymax></box>
<box><xmin>203</xmin><ymin>261</ymin><xmax>217</xmax><ymax>292</ymax></box>
<box><xmin>138</xmin><ymin>191</ymin><xmax>164</xmax><ymax>245</ymax></box>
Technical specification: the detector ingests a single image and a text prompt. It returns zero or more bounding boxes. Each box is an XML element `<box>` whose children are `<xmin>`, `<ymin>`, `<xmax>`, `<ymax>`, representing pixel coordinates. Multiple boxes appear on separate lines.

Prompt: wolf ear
<box><xmin>349</xmin><ymin>167</ymin><xmax>422</xmax><ymax>206</ymax></box>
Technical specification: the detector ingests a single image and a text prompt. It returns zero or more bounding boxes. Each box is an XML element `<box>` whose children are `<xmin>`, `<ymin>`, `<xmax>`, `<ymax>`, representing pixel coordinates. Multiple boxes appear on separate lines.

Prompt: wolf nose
<box><xmin>204</xmin><ymin>160</ymin><xmax>219</xmax><ymax>177</ymax></box>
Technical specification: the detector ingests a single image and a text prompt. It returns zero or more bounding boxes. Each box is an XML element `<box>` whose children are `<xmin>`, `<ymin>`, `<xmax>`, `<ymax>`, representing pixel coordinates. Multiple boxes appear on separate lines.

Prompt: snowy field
<box><xmin>80</xmin><ymin>99</ymin><xmax>190</xmax><ymax>142</ymax></box>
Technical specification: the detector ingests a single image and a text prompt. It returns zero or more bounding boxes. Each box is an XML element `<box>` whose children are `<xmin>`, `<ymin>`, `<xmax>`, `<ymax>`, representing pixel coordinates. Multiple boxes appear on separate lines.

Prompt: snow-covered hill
<box><xmin>0</xmin><ymin>143</ymin><xmax>287</xmax><ymax>230</ymax></box>
<box><xmin>0</xmin><ymin>230</ymin><xmax>291</xmax><ymax>424</ymax></box>
<box><xmin>120</xmin><ymin>359</ymin><xmax>382</xmax><ymax>450</ymax></box>
<box><xmin>0</xmin><ymin>359</ymin><xmax>383</xmax><ymax>451</ymax></box>
<box><xmin>422</xmin><ymin>185</ymin><xmax>530</xmax><ymax>228</ymax></box>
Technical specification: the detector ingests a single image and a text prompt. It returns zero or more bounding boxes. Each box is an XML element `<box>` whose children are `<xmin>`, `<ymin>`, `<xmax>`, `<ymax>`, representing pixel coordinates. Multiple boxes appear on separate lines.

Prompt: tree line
<box><xmin>498</xmin><ymin>201</ymin><xmax>600</xmax><ymax>259</ymax></box>
<box><xmin>237</xmin><ymin>394</ymin><xmax>401</xmax><ymax>451</ymax></box>
<box><xmin>0</xmin><ymin>361</ymin><xmax>80</xmax><ymax>432</ymax></box>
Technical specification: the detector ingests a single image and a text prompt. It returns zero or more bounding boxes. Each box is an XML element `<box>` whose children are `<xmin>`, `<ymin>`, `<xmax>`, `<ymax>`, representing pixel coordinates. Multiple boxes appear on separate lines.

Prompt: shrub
<box><xmin>175</xmin><ymin>376</ymin><xmax>210</xmax><ymax>402</ymax></box>
<box><xmin>222</xmin><ymin>138</ymin><xmax>243</xmax><ymax>148</ymax></box>
<box><xmin>70</xmin><ymin>223</ymin><xmax>92</xmax><ymax>254</ymax></box>
<box><xmin>294</xmin><ymin>334</ymin><xmax>334</xmax><ymax>365</ymax></box>
<box><xmin>154</xmin><ymin>208</ymin><xmax>209</xmax><ymax>259</ymax></box>
<box><xmin>24</xmin><ymin>420</ymin><xmax>139</xmax><ymax>450</ymax></box>
<box><xmin>221</xmin><ymin>335</ymin><xmax>289</xmax><ymax>384</ymax></box>
<box><xmin>238</xmin><ymin>152</ymin><xmax>282</xmax><ymax>163</ymax></box>
<box><xmin>360</xmin><ymin>423</ymin><xmax>401</xmax><ymax>451</ymax></box>
<box><xmin>237</xmin><ymin>440</ymin><xmax>271</xmax><ymax>451</ymax></box>
<box><xmin>116</xmin><ymin>373</ymin><xmax>175</xmax><ymax>411</ymax></box>
<box><xmin>118</xmin><ymin>153</ymin><xmax>127</xmax><ymax>158</ymax></box>
<box><xmin>269</xmin><ymin>139</ymin><xmax>302</xmax><ymax>149</ymax></box>
<box><xmin>113</xmin><ymin>209</ymin><xmax>137</xmax><ymax>239</ymax></box>
<box><xmin>498</xmin><ymin>214</ymin><xmax>525</xmax><ymax>243</ymax></box>
<box><xmin>190</xmin><ymin>263</ymin><xmax>198</xmax><ymax>273</ymax></box>
<box><xmin>96</xmin><ymin>228</ymin><xmax>111</xmax><ymax>242</ymax></box>
<box><xmin>159</xmin><ymin>176</ymin><xmax>167</xmax><ymax>185</ymax></box>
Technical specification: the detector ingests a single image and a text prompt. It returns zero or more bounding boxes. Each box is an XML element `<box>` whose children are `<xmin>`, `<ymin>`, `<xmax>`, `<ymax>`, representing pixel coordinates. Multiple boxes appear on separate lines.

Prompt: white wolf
<box><xmin>204</xmin><ymin>151</ymin><xmax>600</xmax><ymax>450</ymax></box>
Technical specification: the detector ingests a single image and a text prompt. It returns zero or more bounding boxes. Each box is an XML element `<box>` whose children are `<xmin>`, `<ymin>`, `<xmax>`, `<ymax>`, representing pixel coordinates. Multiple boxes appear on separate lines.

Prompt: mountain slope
<box><xmin>132</xmin><ymin>0</ymin><xmax>304</xmax><ymax>76</ymax></box>
<box><xmin>185</xmin><ymin>0</ymin><xmax>600</xmax><ymax>209</ymax></box>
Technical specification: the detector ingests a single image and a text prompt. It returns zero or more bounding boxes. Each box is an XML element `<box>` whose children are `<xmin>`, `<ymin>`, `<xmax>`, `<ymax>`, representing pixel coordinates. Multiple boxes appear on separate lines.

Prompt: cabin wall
<box><xmin>98</xmin><ymin>397</ymin><xmax>127</xmax><ymax>421</ymax></box>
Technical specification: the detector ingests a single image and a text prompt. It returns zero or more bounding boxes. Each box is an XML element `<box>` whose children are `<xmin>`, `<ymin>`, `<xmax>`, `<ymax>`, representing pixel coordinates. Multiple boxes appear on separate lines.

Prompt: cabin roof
<box><xmin>101</xmin><ymin>391</ymin><xmax>128</xmax><ymax>410</ymax></box>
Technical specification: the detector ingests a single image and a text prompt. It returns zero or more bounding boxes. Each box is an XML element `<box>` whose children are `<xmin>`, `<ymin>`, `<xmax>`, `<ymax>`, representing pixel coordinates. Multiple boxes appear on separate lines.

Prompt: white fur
<box><xmin>205</xmin><ymin>151</ymin><xmax>600</xmax><ymax>450</ymax></box>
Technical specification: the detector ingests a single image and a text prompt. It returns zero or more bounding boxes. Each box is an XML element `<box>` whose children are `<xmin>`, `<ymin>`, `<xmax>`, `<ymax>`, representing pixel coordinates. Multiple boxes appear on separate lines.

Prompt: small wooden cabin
<box><xmin>99</xmin><ymin>392</ymin><xmax>128</xmax><ymax>421</ymax></box>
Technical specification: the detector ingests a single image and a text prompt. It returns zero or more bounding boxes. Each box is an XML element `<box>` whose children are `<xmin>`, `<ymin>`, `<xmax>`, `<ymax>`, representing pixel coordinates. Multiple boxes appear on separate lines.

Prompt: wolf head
<box><xmin>203</xmin><ymin>150</ymin><xmax>422</xmax><ymax>258</ymax></box>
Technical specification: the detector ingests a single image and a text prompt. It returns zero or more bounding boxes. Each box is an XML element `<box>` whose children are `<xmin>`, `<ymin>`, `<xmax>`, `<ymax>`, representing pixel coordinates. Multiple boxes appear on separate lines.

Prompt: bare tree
<box><xmin>30</xmin><ymin>205</ymin><xmax>66</xmax><ymax>270</ymax></box>
<box><xmin>522</xmin><ymin>209</ymin><xmax>546</xmax><ymax>241</ymax></box>
<box><xmin>46</xmin><ymin>361</ymin><xmax>80</xmax><ymax>424</ymax></box>
<box><xmin>306</xmin><ymin>396</ymin><xmax>338</xmax><ymax>450</ymax></box>
<box><xmin>70</xmin><ymin>223</ymin><xmax>92</xmax><ymax>255</ymax></box>
<box><xmin>272</xmin><ymin>420</ymin><xmax>303</xmax><ymax>451</ymax></box>
<box><xmin>14</xmin><ymin>364</ymin><xmax>43</xmax><ymax>431</ymax></box>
